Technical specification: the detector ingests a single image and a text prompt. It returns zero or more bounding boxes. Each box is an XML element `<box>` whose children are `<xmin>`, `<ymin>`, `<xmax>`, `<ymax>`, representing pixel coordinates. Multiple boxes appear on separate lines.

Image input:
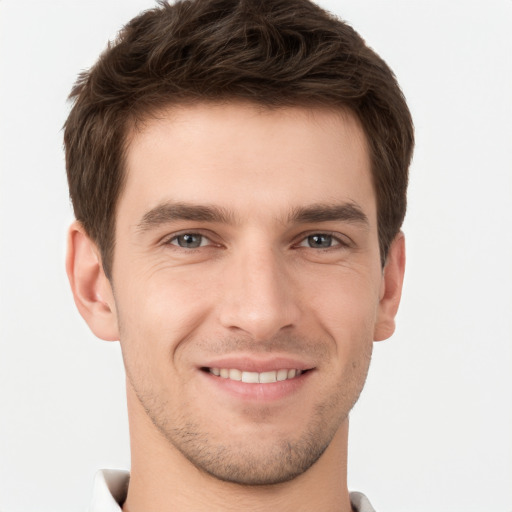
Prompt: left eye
<box><xmin>169</xmin><ymin>233</ymin><xmax>209</xmax><ymax>249</ymax></box>
<box><xmin>299</xmin><ymin>234</ymin><xmax>340</xmax><ymax>249</ymax></box>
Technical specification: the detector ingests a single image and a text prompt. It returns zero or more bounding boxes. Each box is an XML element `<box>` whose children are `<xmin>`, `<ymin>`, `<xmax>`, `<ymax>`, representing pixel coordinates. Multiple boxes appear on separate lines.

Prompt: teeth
<box><xmin>259</xmin><ymin>371</ymin><xmax>277</xmax><ymax>384</ymax></box>
<box><xmin>229</xmin><ymin>368</ymin><xmax>242</xmax><ymax>381</ymax></box>
<box><xmin>276</xmin><ymin>369</ymin><xmax>288</xmax><ymax>381</ymax></box>
<box><xmin>209</xmin><ymin>368</ymin><xmax>303</xmax><ymax>383</ymax></box>
<box><xmin>242</xmin><ymin>371</ymin><xmax>259</xmax><ymax>383</ymax></box>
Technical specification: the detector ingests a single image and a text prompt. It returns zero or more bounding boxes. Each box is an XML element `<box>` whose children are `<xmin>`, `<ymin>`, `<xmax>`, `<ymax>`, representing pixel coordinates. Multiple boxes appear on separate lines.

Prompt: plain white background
<box><xmin>0</xmin><ymin>1</ymin><xmax>511</xmax><ymax>511</ymax></box>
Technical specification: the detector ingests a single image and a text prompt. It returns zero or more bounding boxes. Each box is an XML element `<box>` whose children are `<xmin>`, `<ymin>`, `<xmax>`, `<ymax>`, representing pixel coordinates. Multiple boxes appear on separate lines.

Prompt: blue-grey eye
<box><xmin>306</xmin><ymin>234</ymin><xmax>334</xmax><ymax>248</ymax></box>
<box><xmin>173</xmin><ymin>233</ymin><xmax>204</xmax><ymax>248</ymax></box>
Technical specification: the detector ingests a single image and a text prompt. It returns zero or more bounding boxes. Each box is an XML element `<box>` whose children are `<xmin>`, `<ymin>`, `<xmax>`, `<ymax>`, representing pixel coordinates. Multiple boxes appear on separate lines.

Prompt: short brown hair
<box><xmin>64</xmin><ymin>0</ymin><xmax>414</xmax><ymax>278</ymax></box>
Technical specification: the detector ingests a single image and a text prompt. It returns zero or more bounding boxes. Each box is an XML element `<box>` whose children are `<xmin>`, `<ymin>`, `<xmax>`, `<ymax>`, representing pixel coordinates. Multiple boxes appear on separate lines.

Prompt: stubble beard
<box><xmin>162</xmin><ymin>400</ymin><xmax>342</xmax><ymax>486</ymax></box>
<box><xmin>125</xmin><ymin>339</ymin><xmax>372</xmax><ymax>486</ymax></box>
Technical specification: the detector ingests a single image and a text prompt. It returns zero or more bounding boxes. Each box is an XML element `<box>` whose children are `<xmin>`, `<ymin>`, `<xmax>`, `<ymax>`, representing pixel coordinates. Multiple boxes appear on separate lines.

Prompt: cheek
<box><xmin>298</xmin><ymin>266</ymin><xmax>379</xmax><ymax>392</ymax></box>
<box><xmin>300</xmin><ymin>265</ymin><xmax>381</xmax><ymax>338</ymax></box>
<box><xmin>114</xmin><ymin>263</ymin><xmax>219</xmax><ymax>359</ymax></box>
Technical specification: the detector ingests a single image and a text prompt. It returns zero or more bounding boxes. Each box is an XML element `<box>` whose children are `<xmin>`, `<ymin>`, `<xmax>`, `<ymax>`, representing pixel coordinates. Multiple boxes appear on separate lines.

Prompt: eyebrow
<box><xmin>287</xmin><ymin>202</ymin><xmax>369</xmax><ymax>227</ymax></box>
<box><xmin>136</xmin><ymin>202</ymin><xmax>235</xmax><ymax>233</ymax></box>
<box><xmin>136</xmin><ymin>200</ymin><xmax>370</xmax><ymax>233</ymax></box>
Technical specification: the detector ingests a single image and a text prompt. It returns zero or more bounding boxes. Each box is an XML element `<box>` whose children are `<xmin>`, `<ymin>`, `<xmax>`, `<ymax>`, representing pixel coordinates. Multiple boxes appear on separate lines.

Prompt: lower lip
<box><xmin>199</xmin><ymin>369</ymin><xmax>312</xmax><ymax>402</ymax></box>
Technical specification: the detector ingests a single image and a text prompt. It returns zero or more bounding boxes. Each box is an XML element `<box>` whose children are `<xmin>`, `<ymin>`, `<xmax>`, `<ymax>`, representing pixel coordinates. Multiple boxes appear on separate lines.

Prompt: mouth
<box><xmin>202</xmin><ymin>367</ymin><xmax>307</xmax><ymax>383</ymax></box>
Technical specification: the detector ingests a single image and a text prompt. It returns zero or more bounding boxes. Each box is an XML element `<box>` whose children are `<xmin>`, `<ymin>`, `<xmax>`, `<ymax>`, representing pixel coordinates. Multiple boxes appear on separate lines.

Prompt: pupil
<box><xmin>179</xmin><ymin>234</ymin><xmax>201</xmax><ymax>248</ymax></box>
<box><xmin>309</xmin><ymin>234</ymin><xmax>331</xmax><ymax>248</ymax></box>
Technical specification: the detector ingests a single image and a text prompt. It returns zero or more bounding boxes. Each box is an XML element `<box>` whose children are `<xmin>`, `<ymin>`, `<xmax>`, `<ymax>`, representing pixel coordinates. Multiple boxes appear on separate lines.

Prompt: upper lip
<box><xmin>199</xmin><ymin>355</ymin><xmax>315</xmax><ymax>373</ymax></box>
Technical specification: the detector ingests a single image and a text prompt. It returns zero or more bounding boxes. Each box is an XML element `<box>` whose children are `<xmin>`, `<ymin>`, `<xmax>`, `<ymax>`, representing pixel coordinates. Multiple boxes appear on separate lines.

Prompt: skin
<box><xmin>67</xmin><ymin>102</ymin><xmax>405</xmax><ymax>512</ymax></box>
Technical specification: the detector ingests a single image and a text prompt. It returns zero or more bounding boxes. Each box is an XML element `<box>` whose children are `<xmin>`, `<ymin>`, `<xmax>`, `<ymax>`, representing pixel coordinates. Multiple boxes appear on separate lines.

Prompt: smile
<box><xmin>207</xmin><ymin>368</ymin><xmax>304</xmax><ymax>383</ymax></box>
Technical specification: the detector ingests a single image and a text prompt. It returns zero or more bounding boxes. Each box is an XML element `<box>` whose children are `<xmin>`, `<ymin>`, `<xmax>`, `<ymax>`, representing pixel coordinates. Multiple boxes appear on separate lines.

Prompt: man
<box><xmin>64</xmin><ymin>0</ymin><xmax>413</xmax><ymax>510</ymax></box>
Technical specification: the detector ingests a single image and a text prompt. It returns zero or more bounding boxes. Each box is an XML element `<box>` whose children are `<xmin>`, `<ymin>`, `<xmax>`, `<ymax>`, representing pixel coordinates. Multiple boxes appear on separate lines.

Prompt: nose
<box><xmin>218</xmin><ymin>243</ymin><xmax>301</xmax><ymax>341</ymax></box>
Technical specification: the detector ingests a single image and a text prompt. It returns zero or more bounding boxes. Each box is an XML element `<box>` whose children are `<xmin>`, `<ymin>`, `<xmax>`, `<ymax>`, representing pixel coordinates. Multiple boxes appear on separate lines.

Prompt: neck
<box><xmin>123</xmin><ymin>383</ymin><xmax>353</xmax><ymax>512</ymax></box>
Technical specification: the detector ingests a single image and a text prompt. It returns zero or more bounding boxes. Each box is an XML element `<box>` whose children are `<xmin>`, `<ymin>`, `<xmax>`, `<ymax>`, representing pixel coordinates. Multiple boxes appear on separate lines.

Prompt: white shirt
<box><xmin>88</xmin><ymin>469</ymin><xmax>376</xmax><ymax>512</ymax></box>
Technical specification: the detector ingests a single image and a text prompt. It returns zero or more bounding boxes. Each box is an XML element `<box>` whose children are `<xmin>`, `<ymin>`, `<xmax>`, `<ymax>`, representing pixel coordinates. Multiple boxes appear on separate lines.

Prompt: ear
<box><xmin>66</xmin><ymin>221</ymin><xmax>119</xmax><ymax>341</ymax></box>
<box><xmin>374</xmin><ymin>232</ymin><xmax>406</xmax><ymax>342</ymax></box>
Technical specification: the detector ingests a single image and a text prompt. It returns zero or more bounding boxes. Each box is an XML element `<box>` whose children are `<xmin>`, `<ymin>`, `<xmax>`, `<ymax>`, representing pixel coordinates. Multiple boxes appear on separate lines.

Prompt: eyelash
<box><xmin>296</xmin><ymin>232</ymin><xmax>351</xmax><ymax>250</ymax></box>
<box><xmin>164</xmin><ymin>231</ymin><xmax>218</xmax><ymax>250</ymax></box>
<box><xmin>163</xmin><ymin>231</ymin><xmax>351</xmax><ymax>251</ymax></box>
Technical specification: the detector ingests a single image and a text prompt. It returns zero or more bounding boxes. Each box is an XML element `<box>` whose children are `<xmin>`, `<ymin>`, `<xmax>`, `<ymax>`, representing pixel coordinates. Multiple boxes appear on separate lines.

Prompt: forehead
<box><xmin>120</xmin><ymin>102</ymin><xmax>375</xmax><ymax>225</ymax></box>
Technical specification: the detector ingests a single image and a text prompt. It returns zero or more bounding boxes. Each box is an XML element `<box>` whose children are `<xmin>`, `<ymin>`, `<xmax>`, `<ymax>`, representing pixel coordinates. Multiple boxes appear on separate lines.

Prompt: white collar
<box><xmin>350</xmin><ymin>491</ymin><xmax>377</xmax><ymax>512</ymax></box>
<box><xmin>88</xmin><ymin>469</ymin><xmax>129</xmax><ymax>512</ymax></box>
<box><xmin>88</xmin><ymin>469</ymin><xmax>375</xmax><ymax>512</ymax></box>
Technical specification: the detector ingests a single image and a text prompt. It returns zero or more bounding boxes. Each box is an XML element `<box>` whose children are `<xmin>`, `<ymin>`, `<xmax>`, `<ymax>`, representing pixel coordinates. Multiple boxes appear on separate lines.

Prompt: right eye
<box><xmin>168</xmin><ymin>233</ymin><xmax>211</xmax><ymax>249</ymax></box>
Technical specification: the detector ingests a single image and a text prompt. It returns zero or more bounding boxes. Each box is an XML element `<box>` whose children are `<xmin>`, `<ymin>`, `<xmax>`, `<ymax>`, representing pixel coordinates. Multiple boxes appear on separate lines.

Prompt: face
<box><xmin>107</xmin><ymin>103</ymin><xmax>391</xmax><ymax>485</ymax></box>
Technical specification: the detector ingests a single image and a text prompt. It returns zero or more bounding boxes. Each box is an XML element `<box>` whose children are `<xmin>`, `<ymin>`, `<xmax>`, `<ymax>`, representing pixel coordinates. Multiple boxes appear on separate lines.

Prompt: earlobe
<box><xmin>373</xmin><ymin>232</ymin><xmax>406</xmax><ymax>342</ymax></box>
<box><xmin>66</xmin><ymin>221</ymin><xmax>119</xmax><ymax>341</ymax></box>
